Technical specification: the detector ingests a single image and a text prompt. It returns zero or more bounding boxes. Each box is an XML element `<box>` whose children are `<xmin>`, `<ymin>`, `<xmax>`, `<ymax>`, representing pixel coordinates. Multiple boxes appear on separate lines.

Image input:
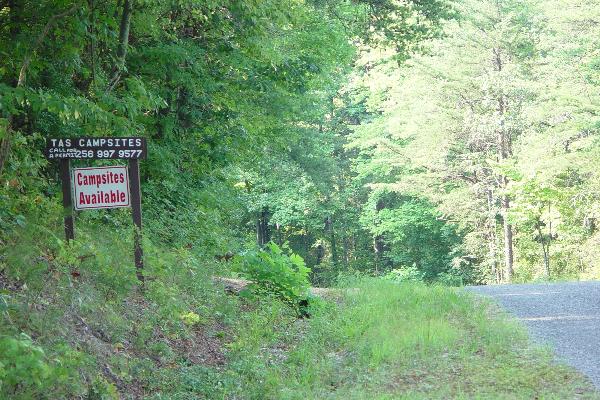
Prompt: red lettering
<box><xmin>77</xmin><ymin>173</ymin><xmax>83</xmax><ymax>186</ymax></box>
<box><xmin>79</xmin><ymin>192</ymin><xmax>85</xmax><ymax>204</ymax></box>
<box><xmin>120</xmin><ymin>192</ymin><xmax>125</xmax><ymax>202</ymax></box>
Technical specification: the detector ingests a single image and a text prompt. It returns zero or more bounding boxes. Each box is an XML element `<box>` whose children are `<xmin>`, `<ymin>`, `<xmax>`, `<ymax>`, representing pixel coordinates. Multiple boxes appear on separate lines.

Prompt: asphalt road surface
<box><xmin>467</xmin><ymin>281</ymin><xmax>600</xmax><ymax>388</ymax></box>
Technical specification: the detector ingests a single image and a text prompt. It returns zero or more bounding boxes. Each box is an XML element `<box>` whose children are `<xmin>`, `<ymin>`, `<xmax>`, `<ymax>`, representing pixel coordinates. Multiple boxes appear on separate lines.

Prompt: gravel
<box><xmin>466</xmin><ymin>281</ymin><xmax>600</xmax><ymax>388</ymax></box>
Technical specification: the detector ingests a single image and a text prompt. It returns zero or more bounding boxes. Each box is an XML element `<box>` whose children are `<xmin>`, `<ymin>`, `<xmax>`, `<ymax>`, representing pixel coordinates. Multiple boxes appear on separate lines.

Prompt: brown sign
<box><xmin>44</xmin><ymin>136</ymin><xmax>146</xmax><ymax>283</ymax></box>
<box><xmin>45</xmin><ymin>137</ymin><xmax>147</xmax><ymax>159</ymax></box>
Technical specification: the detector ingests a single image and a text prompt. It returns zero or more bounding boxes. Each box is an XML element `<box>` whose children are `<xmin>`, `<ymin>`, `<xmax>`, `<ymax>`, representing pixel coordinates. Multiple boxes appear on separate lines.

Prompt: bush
<box><xmin>436</xmin><ymin>270</ymin><xmax>466</xmax><ymax>286</ymax></box>
<box><xmin>233</xmin><ymin>242</ymin><xmax>311</xmax><ymax>308</ymax></box>
<box><xmin>0</xmin><ymin>334</ymin><xmax>86</xmax><ymax>399</ymax></box>
<box><xmin>0</xmin><ymin>334</ymin><xmax>50</xmax><ymax>396</ymax></box>
<box><xmin>384</xmin><ymin>266</ymin><xmax>425</xmax><ymax>283</ymax></box>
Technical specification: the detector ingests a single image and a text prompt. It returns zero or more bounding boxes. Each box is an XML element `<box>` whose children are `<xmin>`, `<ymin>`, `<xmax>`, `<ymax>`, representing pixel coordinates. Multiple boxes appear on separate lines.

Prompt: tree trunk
<box><xmin>315</xmin><ymin>244</ymin><xmax>325</xmax><ymax>265</ymax></box>
<box><xmin>0</xmin><ymin>1</ymin><xmax>78</xmax><ymax>177</ymax></box>
<box><xmin>256</xmin><ymin>217</ymin><xmax>262</xmax><ymax>246</ymax></box>
<box><xmin>537</xmin><ymin>211</ymin><xmax>552</xmax><ymax>279</ymax></box>
<box><xmin>537</xmin><ymin>223</ymin><xmax>550</xmax><ymax>279</ymax></box>
<box><xmin>486</xmin><ymin>188</ymin><xmax>500</xmax><ymax>282</ymax></box>
<box><xmin>107</xmin><ymin>0</ymin><xmax>133</xmax><ymax>92</ymax></box>
<box><xmin>502</xmin><ymin>206</ymin><xmax>514</xmax><ymax>282</ymax></box>
<box><xmin>256</xmin><ymin>208</ymin><xmax>270</xmax><ymax>247</ymax></box>
<box><xmin>276</xmin><ymin>224</ymin><xmax>283</xmax><ymax>246</ymax></box>
<box><xmin>541</xmin><ymin>240</ymin><xmax>550</xmax><ymax>279</ymax></box>
<box><xmin>342</xmin><ymin>233</ymin><xmax>349</xmax><ymax>268</ymax></box>
<box><xmin>373</xmin><ymin>199</ymin><xmax>386</xmax><ymax>274</ymax></box>
<box><xmin>326</xmin><ymin>216</ymin><xmax>338</xmax><ymax>267</ymax></box>
<box><xmin>493</xmin><ymin>45</ymin><xmax>515</xmax><ymax>283</ymax></box>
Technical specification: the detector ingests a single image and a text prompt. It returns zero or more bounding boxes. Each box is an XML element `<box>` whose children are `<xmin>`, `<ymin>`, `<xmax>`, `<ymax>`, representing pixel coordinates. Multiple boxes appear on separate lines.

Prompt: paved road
<box><xmin>467</xmin><ymin>281</ymin><xmax>600</xmax><ymax>388</ymax></box>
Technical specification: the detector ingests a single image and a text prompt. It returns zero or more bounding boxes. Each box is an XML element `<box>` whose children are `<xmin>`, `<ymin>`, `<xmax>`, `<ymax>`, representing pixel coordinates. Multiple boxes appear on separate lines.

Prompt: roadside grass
<box><xmin>162</xmin><ymin>277</ymin><xmax>599</xmax><ymax>399</ymax></box>
<box><xmin>256</xmin><ymin>278</ymin><xmax>600</xmax><ymax>399</ymax></box>
<box><xmin>2</xmin><ymin>212</ymin><xmax>598</xmax><ymax>399</ymax></box>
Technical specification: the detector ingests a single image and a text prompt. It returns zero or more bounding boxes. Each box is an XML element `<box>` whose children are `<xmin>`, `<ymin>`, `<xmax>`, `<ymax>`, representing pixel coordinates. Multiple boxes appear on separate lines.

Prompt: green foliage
<box><xmin>0</xmin><ymin>0</ymin><xmax>460</xmax><ymax>290</ymax></box>
<box><xmin>362</xmin><ymin>192</ymin><xmax>464</xmax><ymax>280</ymax></box>
<box><xmin>234</xmin><ymin>242</ymin><xmax>311</xmax><ymax>307</ymax></box>
<box><xmin>180</xmin><ymin>311</ymin><xmax>203</xmax><ymax>327</ymax></box>
<box><xmin>223</xmin><ymin>278</ymin><xmax>596</xmax><ymax>398</ymax></box>
<box><xmin>0</xmin><ymin>334</ymin><xmax>86</xmax><ymax>399</ymax></box>
<box><xmin>340</xmin><ymin>0</ymin><xmax>600</xmax><ymax>283</ymax></box>
<box><xmin>0</xmin><ymin>334</ymin><xmax>50</xmax><ymax>394</ymax></box>
<box><xmin>87</xmin><ymin>377</ymin><xmax>119</xmax><ymax>400</ymax></box>
<box><xmin>384</xmin><ymin>266</ymin><xmax>425</xmax><ymax>282</ymax></box>
<box><xmin>8</xmin><ymin>0</ymin><xmax>600</xmax><ymax>397</ymax></box>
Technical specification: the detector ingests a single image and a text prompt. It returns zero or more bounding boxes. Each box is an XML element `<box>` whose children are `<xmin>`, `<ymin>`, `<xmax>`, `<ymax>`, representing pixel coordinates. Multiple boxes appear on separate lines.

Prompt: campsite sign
<box><xmin>73</xmin><ymin>166</ymin><xmax>130</xmax><ymax>210</ymax></box>
<box><xmin>44</xmin><ymin>137</ymin><xmax>146</xmax><ymax>282</ymax></box>
<box><xmin>44</xmin><ymin>137</ymin><xmax>147</xmax><ymax>159</ymax></box>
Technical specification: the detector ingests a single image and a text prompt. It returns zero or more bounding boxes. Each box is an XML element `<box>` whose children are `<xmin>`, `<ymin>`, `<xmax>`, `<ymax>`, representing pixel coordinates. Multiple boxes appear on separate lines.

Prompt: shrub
<box><xmin>436</xmin><ymin>270</ymin><xmax>466</xmax><ymax>286</ymax></box>
<box><xmin>87</xmin><ymin>377</ymin><xmax>119</xmax><ymax>400</ymax></box>
<box><xmin>233</xmin><ymin>242</ymin><xmax>311</xmax><ymax>308</ymax></box>
<box><xmin>180</xmin><ymin>311</ymin><xmax>203</xmax><ymax>326</ymax></box>
<box><xmin>384</xmin><ymin>266</ymin><xmax>425</xmax><ymax>283</ymax></box>
<box><xmin>0</xmin><ymin>334</ymin><xmax>86</xmax><ymax>399</ymax></box>
<box><xmin>0</xmin><ymin>334</ymin><xmax>50</xmax><ymax>395</ymax></box>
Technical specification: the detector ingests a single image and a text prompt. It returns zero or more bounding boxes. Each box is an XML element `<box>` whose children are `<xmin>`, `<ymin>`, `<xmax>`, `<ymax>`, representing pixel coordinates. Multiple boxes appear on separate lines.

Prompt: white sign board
<box><xmin>72</xmin><ymin>166</ymin><xmax>130</xmax><ymax>210</ymax></box>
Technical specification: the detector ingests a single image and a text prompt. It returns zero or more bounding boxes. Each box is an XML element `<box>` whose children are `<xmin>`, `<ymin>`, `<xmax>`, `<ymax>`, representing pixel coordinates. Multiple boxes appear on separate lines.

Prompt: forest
<box><xmin>2</xmin><ymin>0</ymin><xmax>600</xmax><ymax>399</ymax></box>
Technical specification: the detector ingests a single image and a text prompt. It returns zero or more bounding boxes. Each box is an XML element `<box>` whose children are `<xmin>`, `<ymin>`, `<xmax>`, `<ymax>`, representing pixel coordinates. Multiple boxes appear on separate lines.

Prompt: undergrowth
<box><xmin>1</xmin><ymin>208</ymin><xmax>598</xmax><ymax>399</ymax></box>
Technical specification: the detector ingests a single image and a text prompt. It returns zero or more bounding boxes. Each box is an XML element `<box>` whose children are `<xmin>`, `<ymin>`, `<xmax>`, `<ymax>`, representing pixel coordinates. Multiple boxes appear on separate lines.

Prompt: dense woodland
<box><xmin>4</xmin><ymin>0</ymin><xmax>600</xmax><ymax>286</ymax></box>
<box><xmin>2</xmin><ymin>0</ymin><xmax>600</xmax><ymax>398</ymax></box>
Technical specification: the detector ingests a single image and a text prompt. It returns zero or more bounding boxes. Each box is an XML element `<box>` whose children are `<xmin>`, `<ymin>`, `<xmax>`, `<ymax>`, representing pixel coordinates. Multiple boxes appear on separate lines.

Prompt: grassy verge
<box><xmin>234</xmin><ymin>278</ymin><xmax>599</xmax><ymax>399</ymax></box>
<box><xmin>1</xmin><ymin>214</ymin><xmax>598</xmax><ymax>399</ymax></box>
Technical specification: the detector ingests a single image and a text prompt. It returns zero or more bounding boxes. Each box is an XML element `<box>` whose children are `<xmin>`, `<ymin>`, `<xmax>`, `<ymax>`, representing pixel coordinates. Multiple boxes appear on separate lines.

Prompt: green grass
<box><xmin>1</xmin><ymin>214</ymin><xmax>598</xmax><ymax>399</ymax></box>
<box><xmin>238</xmin><ymin>278</ymin><xmax>599</xmax><ymax>399</ymax></box>
<box><xmin>156</xmin><ymin>277</ymin><xmax>599</xmax><ymax>399</ymax></box>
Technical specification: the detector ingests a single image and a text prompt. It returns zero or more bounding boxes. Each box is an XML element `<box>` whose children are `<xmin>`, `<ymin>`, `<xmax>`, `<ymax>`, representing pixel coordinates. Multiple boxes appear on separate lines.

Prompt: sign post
<box><xmin>128</xmin><ymin>159</ymin><xmax>144</xmax><ymax>283</ymax></box>
<box><xmin>60</xmin><ymin>159</ymin><xmax>75</xmax><ymax>241</ymax></box>
<box><xmin>45</xmin><ymin>137</ymin><xmax>147</xmax><ymax>282</ymax></box>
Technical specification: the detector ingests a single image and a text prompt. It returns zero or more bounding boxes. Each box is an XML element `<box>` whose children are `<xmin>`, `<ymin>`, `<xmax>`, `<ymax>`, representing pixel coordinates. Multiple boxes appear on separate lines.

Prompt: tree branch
<box><xmin>107</xmin><ymin>0</ymin><xmax>133</xmax><ymax>92</ymax></box>
<box><xmin>0</xmin><ymin>3</ymin><xmax>78</xmax><ymax>178</ymax></box>
<box><xmin>17</xmin><ymin>4</ymin><xmax>79</xmax><ymax>87</ymax></box>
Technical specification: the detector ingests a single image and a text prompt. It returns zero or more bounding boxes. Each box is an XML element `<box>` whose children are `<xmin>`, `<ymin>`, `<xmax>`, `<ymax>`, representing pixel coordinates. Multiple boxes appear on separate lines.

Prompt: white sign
<box><xmin>72</xmin><ymin>166</ymin><xmax>130</xmax><ymax>210</ymax></box>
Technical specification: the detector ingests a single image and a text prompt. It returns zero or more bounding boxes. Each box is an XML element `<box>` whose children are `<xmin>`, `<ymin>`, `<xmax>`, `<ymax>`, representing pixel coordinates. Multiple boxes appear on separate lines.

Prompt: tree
<box><xmin>344</xmin><ymin>0</ymin><xmax>544</xmax><ymax>282</ymax></box>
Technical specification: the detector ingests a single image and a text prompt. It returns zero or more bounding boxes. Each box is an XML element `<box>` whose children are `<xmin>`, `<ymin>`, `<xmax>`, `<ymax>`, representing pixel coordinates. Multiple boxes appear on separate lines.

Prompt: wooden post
<box><xmin>128</xmin><ymin>159</ymin><xmax>144</xmax><ymax>283</ymax></box>
<box><xmin>59</xmin><ymin>159</ymin><xmax>75</xmax><ymax>241</ymax></box>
